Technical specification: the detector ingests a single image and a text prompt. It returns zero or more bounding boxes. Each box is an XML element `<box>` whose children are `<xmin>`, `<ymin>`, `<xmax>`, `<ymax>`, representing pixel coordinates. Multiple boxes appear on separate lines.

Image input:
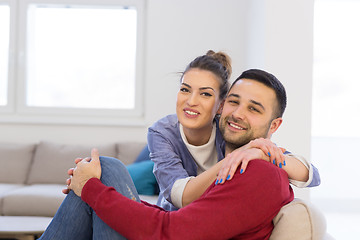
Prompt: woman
<box><xmin>148</xmin><ymin>50</ymin><xmax>320</xmax><ymax>211</ymax></box>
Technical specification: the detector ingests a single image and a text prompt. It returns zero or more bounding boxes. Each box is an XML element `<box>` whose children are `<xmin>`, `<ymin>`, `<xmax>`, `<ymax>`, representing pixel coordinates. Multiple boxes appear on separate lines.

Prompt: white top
<box><xmin>171</xmin><ymin>123</ymin><xmax>218</xmax><ymax>208</ymax></box>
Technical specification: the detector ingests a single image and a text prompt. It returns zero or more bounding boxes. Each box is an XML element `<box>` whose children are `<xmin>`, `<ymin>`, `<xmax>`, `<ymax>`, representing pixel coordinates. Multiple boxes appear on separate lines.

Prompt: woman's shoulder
<box><xmin>147</xmin><ymin>114</ymin><xmax>186</xmax><ymax>153</ymax></box>
<box><xmin>149</xmin><ymin>114</ymin><xmax>179</xmax><ymax>133</ymax></box>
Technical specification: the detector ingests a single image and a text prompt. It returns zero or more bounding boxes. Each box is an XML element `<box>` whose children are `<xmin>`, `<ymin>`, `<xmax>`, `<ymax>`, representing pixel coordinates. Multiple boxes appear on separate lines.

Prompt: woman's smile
<box><xmin>183</xmin><ymin>108</ymin><xmax>200</xmax><ymax>118</ymax></box>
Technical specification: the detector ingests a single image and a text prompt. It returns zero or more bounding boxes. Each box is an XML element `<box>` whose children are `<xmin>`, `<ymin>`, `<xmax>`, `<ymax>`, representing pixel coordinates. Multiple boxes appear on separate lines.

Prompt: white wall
<box><xmin>0</xmin><ymin>0</ymin><xmax>314</xmax><ymax>197</ymax></box>
<box><xmin>0</xmin><ymin>0</ymin><xmax>248</xmax><ymax>145</ymax></box>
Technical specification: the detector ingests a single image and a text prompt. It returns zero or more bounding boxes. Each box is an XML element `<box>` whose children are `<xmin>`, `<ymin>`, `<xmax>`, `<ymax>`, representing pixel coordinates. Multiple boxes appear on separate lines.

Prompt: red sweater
<box><xmin>82</xmin><ymin>160</ymin><xmax>294</xmax><ymax>240</ymax></box>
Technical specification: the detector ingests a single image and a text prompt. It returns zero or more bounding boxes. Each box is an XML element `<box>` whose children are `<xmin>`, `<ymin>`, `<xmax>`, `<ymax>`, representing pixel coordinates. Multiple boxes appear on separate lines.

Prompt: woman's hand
<box><xmin>215</xmin><ymin>138</ymin><xmax>286</xmax><ymax>185</ymax></box>
<box><xmin>216</xmin><ymin>148</ymin><xmax>265</xmax><ymax>184</ymax></box>
<box><xmin>245</xmin><ymin>138</ymin><xmax>286</xmax><ymax>166</ymax></box>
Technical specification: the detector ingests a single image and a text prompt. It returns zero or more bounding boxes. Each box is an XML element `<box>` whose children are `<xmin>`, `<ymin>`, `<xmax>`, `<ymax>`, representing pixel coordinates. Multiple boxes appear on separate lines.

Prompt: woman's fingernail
<box><xmin>220</xmin><ymin>179</ymin><xmax>223</xmax><ymax>183</ymax></box>
<box><xmin>268</xmin><ymin>152</ymin><xmax>271</xmax><ymax>157</ymax></box>
<box><xmin>215</xmin><ymin>179</ymin><xmax>219</xmax><ymax>185</ymax></box>
<box><xmin>279</xmin><ymin>163</ymin><xmax>282</xmax><ymax>168</ymax></box>
<box><xmin>227</xmin><ymin>175</ymin><xmax>231</xmax><ymax>180</ymax></box>
<box><xmin>283</xmin><ymin>161</ymin><xmax>286</xmax><ymax>166</ymax></box>
<box><xmin>273</xmin><ymin>159</ymin><xmax>276</xmax><ymax>165</ymax></box>
<box><xmin>240</xmin><ymin>169</ymin><xmax>244</xmax><ymax>174</ymax></box>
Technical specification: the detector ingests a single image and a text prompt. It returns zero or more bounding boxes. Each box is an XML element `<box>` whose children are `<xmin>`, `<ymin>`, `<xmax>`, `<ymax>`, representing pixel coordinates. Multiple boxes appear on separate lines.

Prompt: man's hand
<box><xmin>68</xmin><ymin>148</ymin><xmax>102</xmax><ymax>197</ymax></box>
<box><xmin>62</xmin><ymin>157</ymin><xmax>90</xmax><ymax>194</ymax></box>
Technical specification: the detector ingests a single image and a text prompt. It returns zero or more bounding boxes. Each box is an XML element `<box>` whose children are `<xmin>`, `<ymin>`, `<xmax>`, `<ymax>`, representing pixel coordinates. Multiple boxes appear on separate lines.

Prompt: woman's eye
<box><xmin>201</xmin><ymin>92</ymin><xmax>212</xmax><ymax>97</ymax></box>
<box><xmin>180</xmin><ymin>88</ymin><xmax>189</xmax><ymax>93</ymax></box>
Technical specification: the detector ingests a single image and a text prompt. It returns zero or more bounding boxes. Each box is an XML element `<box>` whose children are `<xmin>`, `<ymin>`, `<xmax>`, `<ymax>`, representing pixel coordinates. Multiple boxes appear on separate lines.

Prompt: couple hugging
<box><xmin>39</xmin><ymin>50</ymin><xmax>320</xmax><ymax>240</ymax></box>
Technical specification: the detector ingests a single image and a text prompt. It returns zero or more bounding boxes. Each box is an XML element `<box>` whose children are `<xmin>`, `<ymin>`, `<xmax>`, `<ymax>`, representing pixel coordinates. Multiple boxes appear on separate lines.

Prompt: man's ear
<box><xmin>269</xmin><ymin>117</ymin><xmax>283</xmax><ymax>135</ymax></box>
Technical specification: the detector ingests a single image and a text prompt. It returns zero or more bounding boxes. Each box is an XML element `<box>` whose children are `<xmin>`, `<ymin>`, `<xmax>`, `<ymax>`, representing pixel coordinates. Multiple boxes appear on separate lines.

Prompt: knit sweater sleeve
<box><xmin>82</xmin><ymin>160</ymin><xmax>294</xmax><ymax>240</ymax></box>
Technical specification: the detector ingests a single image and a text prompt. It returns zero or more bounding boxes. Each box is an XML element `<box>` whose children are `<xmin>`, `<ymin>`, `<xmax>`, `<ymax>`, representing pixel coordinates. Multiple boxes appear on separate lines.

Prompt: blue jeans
<box><xmin>38</xmin><ymin>157</ymin><xmax>141</xmax><ymax>240</ymax></box>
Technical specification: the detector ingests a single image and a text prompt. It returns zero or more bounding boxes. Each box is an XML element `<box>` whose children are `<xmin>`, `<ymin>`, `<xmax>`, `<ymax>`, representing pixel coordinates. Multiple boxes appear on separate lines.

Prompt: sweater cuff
<box><xmin>81</xmin><ymin>178</ymin><xmax>104</xmax><ymax>206</ymax></box>
<box><xmin>287</xmin><ymin>154</ymin><xmax>313</xmax><ymax>188</ymax></box>
<box><xmin>171</xmin><ymin>177</ymin><xmax>194</xmax><ymax>208</ymax></box>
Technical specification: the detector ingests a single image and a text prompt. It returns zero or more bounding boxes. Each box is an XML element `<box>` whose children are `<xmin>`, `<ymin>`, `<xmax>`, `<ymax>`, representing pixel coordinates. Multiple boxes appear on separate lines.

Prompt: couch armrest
<box><xmin>270</xmin><ymin>198</ymin><xmax>327</xmax><ymax>240</ymax></box>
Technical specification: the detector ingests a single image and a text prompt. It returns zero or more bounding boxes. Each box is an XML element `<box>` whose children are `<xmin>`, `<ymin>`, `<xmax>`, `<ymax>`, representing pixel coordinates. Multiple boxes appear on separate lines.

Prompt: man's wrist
<box><xmin>81</xmin><ymin>178</ymin><xmax>102</xmax><ymax>200</ymax></box>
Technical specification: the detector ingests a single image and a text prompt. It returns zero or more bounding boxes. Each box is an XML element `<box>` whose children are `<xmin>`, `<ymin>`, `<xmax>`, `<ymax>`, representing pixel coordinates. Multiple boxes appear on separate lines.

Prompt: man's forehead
<box><xmin>227</xmin><ymin>79</ymin><xmax>277</xmax><ymax>109</ymax></box>
<box><xmin>228</xmin><ymin>79</ymin><xmax>273</xmax><ymax>96</ymax></box>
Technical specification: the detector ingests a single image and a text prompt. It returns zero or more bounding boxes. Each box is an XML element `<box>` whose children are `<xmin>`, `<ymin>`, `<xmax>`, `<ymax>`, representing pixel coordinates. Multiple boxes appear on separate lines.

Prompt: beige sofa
<box><xmin>0</xmin><ymin>141</ymin><xmax>157</xmax><ymax>217</ymax></box>
<box><xmin>0</xmin><ymin>141</ymin><xmax>333</xmax><ymax>239</ymax></box>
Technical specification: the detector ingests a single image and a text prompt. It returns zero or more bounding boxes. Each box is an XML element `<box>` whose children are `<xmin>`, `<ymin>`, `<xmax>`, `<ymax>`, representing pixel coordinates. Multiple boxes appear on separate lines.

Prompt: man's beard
<box><xmin>219</xmin><ymin>116</ymin><xmax>271</xmax><ymax>151</ymax></box>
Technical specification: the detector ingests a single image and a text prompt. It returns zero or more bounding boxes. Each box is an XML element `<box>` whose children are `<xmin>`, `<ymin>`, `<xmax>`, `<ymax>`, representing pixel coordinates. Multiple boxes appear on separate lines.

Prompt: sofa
<box><xmin>0</xmin><ymin>141</ymin><xmax>159</xmax><ymax>218</ymax></box>
<box><xmin>0</xmin><ymin>141</ymin><xmax>333</xmax><ymax>239</ymax></box>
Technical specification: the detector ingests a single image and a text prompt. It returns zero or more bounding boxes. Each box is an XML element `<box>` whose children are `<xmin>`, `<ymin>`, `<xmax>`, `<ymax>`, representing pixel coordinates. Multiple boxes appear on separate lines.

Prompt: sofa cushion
<box><xmin>27</xmin><ymin>141</ymin><xmax>117</xmax><ymax>184</ymax></box>
<box><xmin>0</xmin><ymin>184</ymin><xmax>25</xmax><ymax>198</ymax></box>
<box><xmin>0</xmin><ymin>184</ymin><xmax>25</xmax><ymax>215</ymax></box>
<box><xmin>126</xmin><ymin>160</ymin><xmax>158</xmax><ymax>196</ymax></box>
<box><xmin>116</xmin><ymin>142</ymin><xmax>147</xmax><ymax>166</ymax></box>
<box><xmin>134</xmin><ymin>145</ymin><xmax>150</xmax><ymax>163</ymax></box>
<box><xmin>270</xmin><ymin>198</ymin><xmax>327</xmax><ymax>240</ymax></box>
<box><xmin>2</xmin><ymin>184</ymin><xmax>66</xmax><ymax>217</ymax></box>
<box><xmin>0</xmin><ymin>143</ymin><xmax>35</xmax><ymax>184</ymax></box>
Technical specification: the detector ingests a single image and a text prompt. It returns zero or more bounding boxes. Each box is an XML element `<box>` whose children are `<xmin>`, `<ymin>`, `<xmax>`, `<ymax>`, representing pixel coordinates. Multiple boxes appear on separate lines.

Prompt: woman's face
<box><xmin>176</xmin><ymin>68</ymin><xmax>222</xmax><ymax>132</ymax></box>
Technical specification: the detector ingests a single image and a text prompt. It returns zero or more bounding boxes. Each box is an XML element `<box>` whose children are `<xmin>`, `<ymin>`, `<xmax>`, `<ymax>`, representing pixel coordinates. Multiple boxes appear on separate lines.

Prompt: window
<box><xmin>1</xmin><ymin>0</ymin><xmax>145</xmax><ymax>125</ymax></box>
<box><xmin>0</xmin><ymin>4</ymin><xmax>9</xmax><ymax>106</ymax></box>
<box><xmin>312</xmin><ymin>0</ymin><xmax>360</xmax><ymax>238</ymax></box>
<box><xmin>26</xmin><ymin>5</ymin><xmax>137</xmax><ymax>110</ymax></box>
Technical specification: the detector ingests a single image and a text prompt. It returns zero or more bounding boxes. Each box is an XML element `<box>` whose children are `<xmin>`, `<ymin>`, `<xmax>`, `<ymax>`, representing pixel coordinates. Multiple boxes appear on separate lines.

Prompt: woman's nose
<box><xmin>187</xmin><ymin>93</ymin><xmax>199</xmax><ymax>106</ymax></box>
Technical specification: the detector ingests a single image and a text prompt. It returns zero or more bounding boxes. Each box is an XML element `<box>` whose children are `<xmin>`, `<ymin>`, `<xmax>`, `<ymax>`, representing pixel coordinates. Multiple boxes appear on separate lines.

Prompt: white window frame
<box><xmin>0</xmin><ymin>0</ymin><xmax>15</xmax><ymax>114</ymax></box>
<box><xmin>1</xmin><ymin>0</ymin><xmax>145</xmax><ymax>126</ymax></box>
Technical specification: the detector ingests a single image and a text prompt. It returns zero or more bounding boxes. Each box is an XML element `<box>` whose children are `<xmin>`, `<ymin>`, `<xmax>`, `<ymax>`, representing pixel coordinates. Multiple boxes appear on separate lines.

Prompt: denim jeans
<box><xmin>38</xmin><ymin>156</ymin><xmax>141</xmax><ymax>240</ymax></box>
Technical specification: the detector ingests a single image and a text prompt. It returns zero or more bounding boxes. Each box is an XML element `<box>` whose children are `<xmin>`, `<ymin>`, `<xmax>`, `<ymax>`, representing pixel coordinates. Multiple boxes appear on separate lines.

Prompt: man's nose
<box><xmin>232</xmin><ymin>105</ymin><xmax>245</xmax><ymax>120</ymax></box>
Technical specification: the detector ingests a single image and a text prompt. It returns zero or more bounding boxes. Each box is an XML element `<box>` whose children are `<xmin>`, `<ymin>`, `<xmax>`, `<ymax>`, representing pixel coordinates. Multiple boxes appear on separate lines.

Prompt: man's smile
<box><xmin>227</xmin><ymin>120</ymin><xmax>247</xmax><ymax>132</ymax></box>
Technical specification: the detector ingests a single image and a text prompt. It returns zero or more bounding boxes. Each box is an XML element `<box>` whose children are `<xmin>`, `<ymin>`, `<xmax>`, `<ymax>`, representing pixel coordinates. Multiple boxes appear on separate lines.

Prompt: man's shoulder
<box><xmin>232</xmin><ymin>160</ymin><xmax>290</xmax><ymax>191</ymax></box>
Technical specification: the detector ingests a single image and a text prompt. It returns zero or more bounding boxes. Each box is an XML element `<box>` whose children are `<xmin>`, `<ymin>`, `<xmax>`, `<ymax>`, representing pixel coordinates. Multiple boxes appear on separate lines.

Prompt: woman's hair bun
<box><xmin>206</xmin><ymin>50</ymin><xmax>232</xmax><ymax>78</ymax></box>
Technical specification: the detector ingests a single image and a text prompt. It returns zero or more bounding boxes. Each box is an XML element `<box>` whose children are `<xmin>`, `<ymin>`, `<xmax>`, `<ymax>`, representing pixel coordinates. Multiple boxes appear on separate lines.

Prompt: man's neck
<box><xmin>225</xmin><ymin>143</ymin><xmax>241</xmax><ymax>156</ymax></box>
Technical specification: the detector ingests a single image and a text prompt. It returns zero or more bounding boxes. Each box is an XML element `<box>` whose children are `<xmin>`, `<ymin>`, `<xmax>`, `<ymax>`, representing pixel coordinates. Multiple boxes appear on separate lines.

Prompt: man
<box><xmin>40</xmin><ymin>69</ymin><xmax>295</xmax><ymax>240</ymax></box>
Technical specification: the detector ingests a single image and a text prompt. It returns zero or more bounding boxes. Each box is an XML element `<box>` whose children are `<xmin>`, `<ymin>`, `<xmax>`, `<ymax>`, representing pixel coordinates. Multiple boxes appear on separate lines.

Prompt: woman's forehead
<box><xmin>182</xmin><ymin>69</ymin><xmax>220</xmax><ymax>89</ymax></box>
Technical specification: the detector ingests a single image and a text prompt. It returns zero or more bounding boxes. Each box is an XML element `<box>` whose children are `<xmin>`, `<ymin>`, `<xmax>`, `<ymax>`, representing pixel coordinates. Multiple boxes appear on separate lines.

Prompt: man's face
<box><xmin>219</xmin><ymin>79</ymin><xmax>282</xmax><ymax>150</ymax></box>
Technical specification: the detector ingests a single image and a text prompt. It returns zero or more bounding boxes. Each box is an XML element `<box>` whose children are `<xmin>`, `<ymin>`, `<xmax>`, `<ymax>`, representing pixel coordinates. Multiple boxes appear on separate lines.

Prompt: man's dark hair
<box><xmin>231</xmin><ymin>69</ymin><xmax>287</xmax><ymax>118</ymax></box>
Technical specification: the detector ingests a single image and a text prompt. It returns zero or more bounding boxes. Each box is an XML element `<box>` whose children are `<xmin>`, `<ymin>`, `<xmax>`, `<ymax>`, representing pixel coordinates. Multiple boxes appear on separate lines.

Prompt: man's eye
<box><xmin>228</xmin><ymin>100</ymin><xmax>239</xmax><ymax>104</ymax></box>
<box><xmin>250</xmin><ymin>107</ymin><xmax>260</xmax><ymax>113</ymax></box>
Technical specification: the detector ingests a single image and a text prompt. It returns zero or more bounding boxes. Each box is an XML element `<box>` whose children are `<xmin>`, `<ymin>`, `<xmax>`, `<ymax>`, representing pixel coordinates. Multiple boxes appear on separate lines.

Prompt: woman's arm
<box><xmin>182</xmin><ymin>147</ymin><xmax>266</xmax><ymax>207</ymax></box>
<box><xmin>280</xmin><ymin>155</ymin><xmax>309</xmax><ymax>182</ymax></box>
<box><xmin>181</xmin><ymin>160</ymin><xmax>222</xmax><ymax>207</ymax></box>
<box><xmin>216</xmin><ymin>138</ymin><xmax>319</xmax><ymax>187</ymax></box>
<box><xmin>286</xmin><ymin>154</ymin><xmax>321</xmax><ymax>188</ymax></box>
<box><xmin>147</xmin><ymin>127</ymin><xmax>194</xmax><ymax>206</ymax></box>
